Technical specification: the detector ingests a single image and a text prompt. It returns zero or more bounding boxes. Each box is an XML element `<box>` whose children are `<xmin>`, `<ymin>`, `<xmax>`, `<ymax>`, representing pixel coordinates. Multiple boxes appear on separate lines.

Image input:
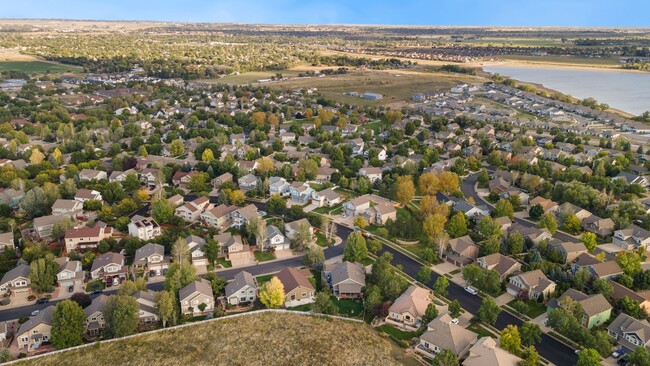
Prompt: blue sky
<box><xmin>1</xmin><ymin>0</ymin><xmax>648</xmax><ymax>26</ymax></box>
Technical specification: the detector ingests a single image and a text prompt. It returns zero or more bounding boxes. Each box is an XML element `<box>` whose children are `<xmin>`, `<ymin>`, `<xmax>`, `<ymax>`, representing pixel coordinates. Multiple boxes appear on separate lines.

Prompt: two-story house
<box><xmin>0</xmin><ymin>263</ymin><xmax>30</xmax><ymax>296</ymax></box>
<box><xmin>275</xmin><ymin>267</ymin><xmax>315</xmax><ymax>307</ymax></box>
<box><xmin>84</xmin><ymin>294</ymin><xmax>109</xmax><ymax>336</ymax></box>
<box><xmin>265</xmin><ymin>225</ymin><xmax>291</xmax><ymax>251</ymax></box>
<box><xmin>269</xmin><ymin>176</ymin><xmax>291</xmax><ymax>196</ymax></box>
<box><xmin>607</xmin><ymin>313</ymin><xmax>650</xmax><ymax>353</ymax></box>
<box><xmin>547</xmin><ymin>289</ymin><xmax>612</xmax><ymax>329</ymax></box>
<box><xmin>132</xmin><ymin>243</ymin><xmax>169</xmax><ymax>276</ymax></box>
<box><xmin>128</xmin><ymin>215</ymin><xmax>161</xmax><ymax>241</ymax></box>
<box><xmin>230</xmin><ymin>204</ymin><xmax>258</xmax><ymax>229</ymax></box>
<box><xmin>200</xmin><ymin>204</ymin><xmax>237</xmax><ymax>229</ymax></box>
<box><xmin>507</xmin><ymin>269</ymin><xmax>556</xmax><ymax>300</ymax></box>
<box><xmin>179</xmin><ymin>279</ymin><xmax>214</xmax><ymax>316</ymax></box>
<box><xmin>90</xmin><ymin>252</ymin><xmax>128</xmax><ymax>285</ymax></box>
<box><xmin>225</xmin><ymin>270</ymin><xmax>258</xmax><ymax>306</ymax></box>
<box><xmin>476</xmin><ymin>253</ymin><xmax>521</xmax><ymax>281</ymax></box>
<box><xmin>321</xmin><ymin>261</ymin><xmax>366</xmax><ymax>299</ymax></box>
<box><xmin>613</xmin><ymin>224</ymin><xmax>650</xmax><ymax>251</ymax></box>
<box><xmin>174</xmin><ymin>196</ymin><xmax>212</xmax><ymax>223</ymax></box>
<box><xmin>54</xmin><ymin>257</ymin><xmax>84</xmax><ymax>289</ymax></box>
<box><xmin>289</xmin><ymin>181</ymin><xmax>313</xmax><ymax>203</ymax></box>
<box><xmin>310</xmin><ymin>188</ymin><xmax>341</xmax><ymax>207</ymax></box>
<box><xmin>386</xmin><ymin>285</ymin><xmax>432</xmax><ymax>331</ymax></box>
<box><xmin>64</xmin><ymin>222</ymin><xmax>117</xmax><ymax>253</ymax></box>
<box><xmin>186</xmin><ymin>235</ymin><xmax>208</xmax><ymax>266</ymax></box>
<box><xmin>16</xmin><ymin>306</ymin><xmax>54</xmax><ymax>351</ymax></box>
<box><xmin>416</xmin><ymin>314</ymin><xmax>478</xmax><ymax>359</ymax></box>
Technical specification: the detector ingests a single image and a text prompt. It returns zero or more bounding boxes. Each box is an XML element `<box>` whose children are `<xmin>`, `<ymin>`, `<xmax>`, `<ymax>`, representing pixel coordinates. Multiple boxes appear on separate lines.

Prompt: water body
<box><xmin>483</xmin><ymin>65</ymin><xmax>650</xmax><ymax>116</ymax></box>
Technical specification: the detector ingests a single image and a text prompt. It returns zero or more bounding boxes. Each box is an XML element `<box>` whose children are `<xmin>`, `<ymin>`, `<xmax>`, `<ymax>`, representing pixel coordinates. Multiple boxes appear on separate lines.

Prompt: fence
<box><xmin>4</xmin><ymin>309</ymin><xmax>363</xmax><ymax>365</ymax></box>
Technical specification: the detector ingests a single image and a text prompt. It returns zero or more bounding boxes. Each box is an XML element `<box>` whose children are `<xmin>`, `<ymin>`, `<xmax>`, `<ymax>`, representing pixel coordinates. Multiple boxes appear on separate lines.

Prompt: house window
<box><xmin>302</xmin><ymin>292</ymin><xmax>306</xmax><ymax>297</ymax></box>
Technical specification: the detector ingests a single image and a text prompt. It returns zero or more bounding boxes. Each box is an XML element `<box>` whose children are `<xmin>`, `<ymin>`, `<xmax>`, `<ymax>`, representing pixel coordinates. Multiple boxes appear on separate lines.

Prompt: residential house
<box><xmin>230</xmin><ymin>204</ymin><xmax>258</xmax><ymax>228</ymax></box>
<box><xmin>453</xmin><ymin>200</ymin><xmax>489</xmax><ymax>221</ymax></box>
<box><xmin>613</xmin><ymin>224</ymin><xmax>650</xmax><ymax>251</ymax></box>
<box><xmin>171</xmin><ymin>170</ymin><xmax>200</xmax><ymax>190</ymax></box>
<box><xmin>15</xmin><ymin>306</ymin><xmax>54</xmax><ymax>351</ymax></box>
<box><xmin>78</xmin><ymin>169</ymin><xmax>107</xmax><ymax>181</ymax></box>
<box><xmin>386</xmin><ymin>285</ymin><xmax>432</xmax><ymax>331</ymax></box>
<box><xmin>133</xmin><ymin>290</ymin><xmax>159</xmax><ymax>324</ymax></box>
<box><xmin>549</xmin><ymin>241</ymin><xmax>588</xmax><ymax>264</ymax></box>
<box><xmin>0</xmin><ymin>263</ymin><xmax>30</xmax><ymax>296</ymax></box>
<box><xmin>476</xmin><ymin>253</ymin><xmax>521</xmax><ymax>281</ymax></box>
<box><xmin>547</xmin><ymin>289</ymin><xmax>612</xmax><ymax>329</ymax></box>
<box><xmin>343</xmin><ymin>195</ymin><xmax>372</xmax><ymax>217</ymax></box>
<box><xmin>507</xmin><ymin>269</ymin><xmax>556</xmax><ymax>300</ymax></box>
<box><xmin>322</xmin><ymin>261</ymin><xmax>366</xmax><ymax>299</ymax></box>
<box><xmin>462</xmin><ymin>337</ymin><xmax>523</xmax><ymax>366</ymax></box>
<box><xmin>310</xmin><ymin>188</ymin><xmax>341</xmax><ymax>207</ymax></box>
<box><xmin>200</xmin><ymin>204</ymin><xmax>237</xmax><ymax>229</ymax></box>
<box><xmin>74</xmin><ymin>189</ymin><xmax>103</xmax><ymax>203</ymax></box>
<box><xmin>128</xmin><ymin>215</ymin><xmax>161</xmax><ymax>241</ymax></box>
<box><xmin>446</xmin><ymin>235</ymin><xmax>479</xmax><ymax>268</ymax></box>
<box><xmin>179</xmin><ymin>279</ymin><xmax>215</xmax><ymax>316</ymax></box>
<box><xmin>215</xmin><ymin>233</ymin><xmax>254</xmax><ymax>267</ymax></box>
<box><xmin>64</xmin><ymin>222</ymin><xmax>116</xmax><ymax>252</ymax></box>
<box><xmin>316</xmin><ymin>166</ymin><xmax>338</xmax><ymax>182</ymax></box>
<box><xmin>417</xmin><ymin>314</ymin><xmax>478</xmax><ymax>358</ymax></box>
<box><xmin>90</xmin><ymin>252</ymin><xmax>128</xmax><ymax>284</ymax></box>
<box><xmin>51</xmin><ymin>199</ymin><xmax>83</xmax><ymax>216</ymax></box>
<box><xmin>54</xmin><ymin>257</ymin><xmax>84</xmax><ymax>289</ymax></box>
<box><xmin>84</xmin><ymin>295</ymin><xmax>109</xmax><ymax>336</ymax></box>
<box><xmin>289</xmin><ymin>181</ymin><xmax>313</xmax><ymax>203</ymax></box>
<box><xmin>237</xmin><ymin>174</ymin><xmax>258</xmax><ymax>192</ymax></box>
<box><xmin>133</xmin><ymin>243</ymin><xmax>169</xmax><ymax>276</ymax></box>
<box><xmin>265</xmin><ymin>225</ymin><xmax>291</xmax><ymax>251</ymax></box>
<box><xmin>225</xmin><ymin>271</ymin><xmax>258</xmax><ymax>306</ymax></box>
<box><xmin>609</xmin><ymin>280</ymin><xmax>650</xmax><ymax>316</ymax></box>
<box><xmin>275</xmin><ymin>267</ymin><xmax>315</xmax><ymax>307</ymax></box>
<box><xmin>284</xmin><ymin>218</ymin><xmax>314</xmax><ymax>241</ymax></box>
<box><xmin>614</xmin><ymin>172</ymin><xmax>650</xmax><ymax>187</ymax></box>
<box><xmin>507</xmin><ymin>223</ymin><xmax>553</xmax><ymax>245</ymax></box>
<box><xmin>358</xmin><ymin>167</ymin><xmax>383</xmax><ymax>183</ymax></box>
<box><xmin>211</xmin><ymin>172</ymin><xmax>233</xmax><ymax>188</ymax></box>
<box><xmin>607</xmin><ymin>313</ymin><xmax>650</xmax><ymax>352</ymax></box>
<box><xmin>362</xmin><ymin>204</ymin><xmax>397</xmax><ymax>226</ymax></box>
<box><xmin>0</xmin><ymin>232</ymin><xmax>15</xmax><ymax>252</ymax></box>
<box><xmin>528</xmin><ymin>196</ymin><xmax>559</xmax><ymax>215</ymax></box>
<box><xmin>167</xmin><ymin>194</ymin><xmax>184</xmax><ymax>208</ymax></box>
<box><xmin>269</xmin><ymin>176</ymin><xmax>291</xmax><ymax>196</ymax></box>
<box><xmin>175</xmin><ymin>196</ymin><xmax>212</xmax><ymax>223</ymax></box>
<box><xmin>581</xmin><ymin>215</ymin><xmax>615</xmax><ymax>237</ymax></box>
<box><xmin>186</xmin><ymin>235</ymin><xmax>208</xmax><ymax>266</ymax></box>
<box><xmin>588</xmin><ymin>261</ymin><xmax>623</xmax><ymax>280</ymax></box>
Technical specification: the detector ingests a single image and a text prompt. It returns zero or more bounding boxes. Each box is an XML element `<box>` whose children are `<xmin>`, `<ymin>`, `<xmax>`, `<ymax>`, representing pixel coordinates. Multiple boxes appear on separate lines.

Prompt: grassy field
<box><xmin>0</xmin><ymin>61</ymin><xmax>81</xmax><ymax>74</ymax></box>
<box><xmin>24</xmin><ymin>312</ymin><xmax>414</xmax><ymax>366</ymax></box>
<box><xmin>253</xmin><ymin>251</ymin><xmax>275</xmax><ymax>262</ymax></box>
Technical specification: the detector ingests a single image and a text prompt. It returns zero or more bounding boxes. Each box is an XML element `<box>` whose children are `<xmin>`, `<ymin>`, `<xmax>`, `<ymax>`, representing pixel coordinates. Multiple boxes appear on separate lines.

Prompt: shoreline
<box><xmin>478</xmin><ymin>60</ymin><xmax>648</xmax><ymax>75</ymax></box>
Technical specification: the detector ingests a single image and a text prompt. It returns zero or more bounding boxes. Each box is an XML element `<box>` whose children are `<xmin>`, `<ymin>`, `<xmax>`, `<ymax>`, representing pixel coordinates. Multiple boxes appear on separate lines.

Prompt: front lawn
<box><xmin>359</xmin><ymin>257</ymin><xmax>375</xmax><ymax>266</ymax></box>
<box><xmin>256</xmin><ymin>274</ymin><xmax>274</xmax><ymax>285</ymax></box>
<box><xmin>507</xmin><ymin>299</ymin><xmax>547</xmax><ymax>319</ymax></box>
<box><xmin>85</xmin><ymin>280</ymin><xmax>105</xmax><ymax>292</ymax></box>
<box><xmin>330</xmin><ymin>206</ymin><xmax>343</xmax><ymax>215</ymax></box>
<box><xmin>216</xmin><ymin>257</ymin><xmax>232</xmax><ymax>268</ymax></box>
<box><xmin>468</xmin><ymin>322</ymin><xmax>496</xmax><ymax>338</ymax></box>
<box><xmin>378</xmin><ymin>325</ymin><xmax>416</xmax><ymax>341</ymax></box>
<box><xmin>254</xmin><ymin>251</ymin><xmax>275</xmax><ymax>262</ymax></box>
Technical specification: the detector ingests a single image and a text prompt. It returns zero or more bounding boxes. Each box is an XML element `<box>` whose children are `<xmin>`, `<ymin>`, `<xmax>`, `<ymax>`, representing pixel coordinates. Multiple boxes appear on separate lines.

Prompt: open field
<box><xmin>0</xmin><ymin>60</ymin><xmax>81</xmax><ymax>74</ymax></box>
<box><xmin>269</xmin><ymin>69</ymin><xmax>483</xmax><ymax>106</ymax></box>
<box><xmin>22</xmin><ymin>312</ymin><xmax>414</xmax><ymax>366</ymax></box>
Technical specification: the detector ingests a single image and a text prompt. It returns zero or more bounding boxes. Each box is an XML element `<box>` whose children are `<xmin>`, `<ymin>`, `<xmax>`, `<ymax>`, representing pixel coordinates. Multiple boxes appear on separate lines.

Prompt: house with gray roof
<box><xmin>16</xmin><ymin>306</ymin><xmax>54</xmax><ymax>350</ymax></box>
<box><xmin>607</xmin><ymin>313</ymin><xmax>650</xmax><ymax>353</ymax></box>
<box><xmin>547</xmin><ymin>289</ymin><xmax>612</xmax><ymax>329</ymax></box>
<box><xmin>265</xmin><ymin>225</ymin><xmax>291</xmax><ymax>251</ymax></box>
<box><xmin>0</xmin><ymin>263</ymin><xmax>30</xmax><ymax>296</ymax></box>
<box><xmin>179</xmin><ymin>279</ymin><xmax>214</xmax><ymax>315</ymax></box>
<box><xmin>237</xmin><ymin>173</ymin><xmax>258</xmax><ymax>192</ymax></box>
<box><xmin>133</xmin><ymin>243</ymin><xmax>169</xmax><ymax>276</ymax></box>
<box><xmin>417</xmin><ymin>314</ymin><xmax>478</xmax><ymax>358</ymax></box>
<box><xmin>322</xmin><ymin>261</ymin><xmax>366</xmax><ymax>299</ymax></box>
<box><xmin>225</xmin><ymin>271</ymin><xmax>258</xmax><ymax>306</ymax></box>
<box><xmin>84</xmin><ymin>294</ymin><xmax>109</xmax><ymax>336</ymax></box>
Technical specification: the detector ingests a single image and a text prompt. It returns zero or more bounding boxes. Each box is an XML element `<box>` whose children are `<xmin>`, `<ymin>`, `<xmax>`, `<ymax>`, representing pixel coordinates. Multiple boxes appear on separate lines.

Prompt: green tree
<box><xmin>354</xmin><ymin>216</ymin><xmax>367</xmax><ymax>229</ymax></box>
<box><xmin>101</xmin><ymin>182</ymin><xmax>126</xmax><ymax>204</ymax></box>
<box><xmin>628</xmin><ymin>346</ymin><xmax>650</xmax><ymax>366</ymax></box>
<box><xmin>303</xmin><ymin>245</ymin><xmax>325</xmax><ymax>270</ymax></box>
<box><xmin>446</xmin><ymin>212</ymin><xmax>468</xmax><ymax>238</ymax></box>
<box><xmin>520</xmin><ymin>346</ymin><xmax>540</xmax><ymax>366</ymax></box>
<box><xmin>499</xmin><ymin>324</ymin><xmax>521</xmax><ymax>354</ymax></box>
<box><xmin>478</xmin><ymin>297</ymin><xmax>501</xmax><ymax>326</ymax></box>
<box><xmin>592</xmin><ymin>278</ymin><xmax>613</xmax><ymax>299</ymax></box>
<box><xmin>617</xmin><ymin>251</ymin><xmax>643</xmax><ymax>276</ymax></box>
<box><xmin>30</xmin><ymin>257</ymin><xmax>57</xmax><ymax>293</ymax></box>
<box><xmin>51</xmin><ymin>299</ymin><xmax>86</xmax><ymax>349</ymax></box>
<box><xmin>259</xmin><ymin>276</ymin><xmax>285</xmax><ymax>309</ymax></box>
<box><xmin>343</xmin><ymin>232</ymin><xmax>368</xmax><ymax>263</ymax></box>
<box><xmin>493</xmin><ymin>199</ymin><xmax>514</xmax><ymax>220</ymax></box>
<box><xmin>433</xmin><ymin>276</ymin><xmax>449</xmax><ymax>297</ymax></box>
<box><xmin>312</xmin><ymin>291</ymin><xmax>338</xmax><ymax>315</ymax></box>
<box><xmin>529</xmin><ymin>204</ymin><xmax>544</xmax><ymax>220</ymax></box>
<box><xmin>448</xmin><ymin>299</ymin><xmax>462</xmax><ymax>318</ymax></box>
<box><xmin>0</xmin><ymin>348</ymin><xmax>10</xmax><ymax>363</ymax></box>
<box><xmin>417</xmin><ymin>266</ymin><xmax>432</xmax><ymax>284</ymax></box>
<box><xmin>581</xmin><ymin>232</ymin><xmax>598</xmax><ymax>253</ymax></box>
<box><xmin>188</xmin><ymin>173</ymin><xmax>209</xmax><ymax>193</ymax></box>
<box><xmin>431</xmin><ymin>348</ymin><xmax>459</xmax><ymax>366</ymax></box>
<box><xmin>169</xmin><ymin>139</ymin><xmax>185</xmax><ymax>156</ymax></box>
<box><xmin>576</xmin><ymin>348</ymin><xmax>601</xmax><ymax>366</ymax></box>
<box><xmin>422</xmin><ymin>303</ymin><xmax>439</xmax><ymax>325</ymax></box>
<box><xmin>105</xmin><ymin>295</ymin><xmax>139</xmax><ymax>338</ymax></box>
<box><xmin>117</xmin><ymin>278</ymin><xmax>148</xmax><ymax>296</ymax></box>
<box><xmin>520</xmin><ymin>322</ymin><xmax>542</xmax><ymax>346</ymax></box>
<box><xmin>156</xmin><ymin>290</ymin><xmax>175</xmax><ymax>328</ymax></box>
<box><xmin>562</xmin><ymin>214</ymin><xmax>582</xmax><ymax>234</ymax></box>
<box><xmin>506</xmin><ymin>231</ymin><xmax>525</xmax><ymax>255</ymax></box>
<box><xmin>476</xmin><ymin>216</ymin><xmax>502</xmax><ymax>241</ymax></box>
<box><xmin>266</xmin><ymin>194</ymin><xmax>287</xmax><ymax>215</ymax></box>
<box><xmin>537</xmin><ymin>213</ymin><xmax>558</xmax><ymax>234</ymax></box>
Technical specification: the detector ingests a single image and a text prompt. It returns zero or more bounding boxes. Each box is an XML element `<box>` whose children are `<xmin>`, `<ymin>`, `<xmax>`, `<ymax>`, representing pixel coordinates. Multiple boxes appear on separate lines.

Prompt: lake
<box><xmin>482</xmin><ymin>65</ymin><xmax>650</xmax><ymax>116</ymax></box>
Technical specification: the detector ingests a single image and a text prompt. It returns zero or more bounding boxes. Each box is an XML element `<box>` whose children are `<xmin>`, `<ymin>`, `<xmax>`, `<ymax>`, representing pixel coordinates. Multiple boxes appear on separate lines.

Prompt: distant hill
<box><xmin>21</xmin><ymin>311</ymin><xmax>412</xmax><ymax>366</ymax></box>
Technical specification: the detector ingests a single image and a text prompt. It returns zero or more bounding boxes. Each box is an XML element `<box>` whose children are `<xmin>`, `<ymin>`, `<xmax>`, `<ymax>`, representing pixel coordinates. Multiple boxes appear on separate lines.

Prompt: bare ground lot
<box><xmin>21</xmin><ymin>312</ymin><xmax>416</xmax><ymax>366</ymax></box>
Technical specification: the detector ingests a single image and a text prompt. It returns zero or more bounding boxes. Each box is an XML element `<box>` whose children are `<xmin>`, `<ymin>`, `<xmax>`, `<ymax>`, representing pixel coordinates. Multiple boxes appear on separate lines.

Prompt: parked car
<box><xmin>612</xmin><ymin>349</ymin><xmax>626</xmax><ymax>358</ymax></box>
<box><xmin>617</xmin><ymin>355</ymin><xmax>629</xmax><ymax>365</ymax></box>
<box><xmin>91</xmin><ymin>289</ymin><xmax>103</xmax><ymax>295</ymax></box>
<box><xmin>36</xmin><ymin>298</ymin><xmax>49</xmax><ymax>305</ymax></box>
<box><xmin>464</xmin><ymin>285</ymin><xmax>478</xmax><ymax>295</ymax></box>
<box><xmin>31</xmin><ymin>310</ymin><xmax>40</xmax><ymax>316</ymax></box>
<box><xmin>451</xmin><ymin>318</ymin><xmax>459</xmax><ymax>325</ymax></box>
<box><xmin>112</xmin><ymin>277</ymin><xmax>120</xmax><ymax>286</ymax></box>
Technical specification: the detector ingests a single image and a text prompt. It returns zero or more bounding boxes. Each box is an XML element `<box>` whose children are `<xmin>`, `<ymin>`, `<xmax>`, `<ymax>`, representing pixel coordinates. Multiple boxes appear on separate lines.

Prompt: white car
<box><xmin>31</xmin><ymin>310</ymin><xmax>40</xmax><ymax>316</ymax></box>
<box><xmin>464</xmin><ymin>285</ymin><xmax>478</xmax><ymax>295</ymax></box>
<box><xmin>451</xmin><ymin>318</ymin><xmax>459</xmax><ymax>325</ymax></box>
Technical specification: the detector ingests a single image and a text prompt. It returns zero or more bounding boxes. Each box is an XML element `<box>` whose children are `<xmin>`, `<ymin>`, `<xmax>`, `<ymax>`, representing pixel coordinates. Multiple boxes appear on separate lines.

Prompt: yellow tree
<box><xmin>419</xmin><ymin>172</ymin><xmax>440</xmax><ymax>196</ymax></box>
<box><xmin>267</xmin><ymin>114</ymin><xmax>279</xmax><ymax>125</ymax></box>
<box><xmin>51</xmin><ymin>148</ymin><xmax>62</xmax><ymax>164</ymax></box>
<box><xmin>305</xmin><ymin>108</ymin><xmax>314</xmax><ymax>119</ymax></box>
<box><xmin>135</xmin><ymin>189</ymin><xmax>150</xmax><ymax>202</ymax></box>
<box><xmin>438</xmin><ymin>172</ymin><xmax>460</xmax><ymax>195</ymax></box>
<box><xmin>252</xmin><ymin>111</ymin><xmax>266</xmax><ymax>125</ymax></box>
<box><xmin>256</xmin><ymin>157</ymin><xmax>274</xmax><ymax>175</ymax></box>
<box><xmin>201</xmin><ymin>148</ymin><xmax>215</xmax><ymax>162</ymax></box>
<box><xmin>30</xmin><ymin>149</ymin><xmax>45</xmax><ymax>164</ymax></box>
<box><xmin>259</xmin><ymin>277</ymin><xmax>285</xmax><ymax>309</ymax></box>
<box><xmin>396</xmin><ymin>175</ymin><xmax>415</xmax><ymax>205</ymax></box>
<box><xmin>169</xmin><ymin>139</ymin><xmax>185</xmax><ymax>156</ymax></box>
